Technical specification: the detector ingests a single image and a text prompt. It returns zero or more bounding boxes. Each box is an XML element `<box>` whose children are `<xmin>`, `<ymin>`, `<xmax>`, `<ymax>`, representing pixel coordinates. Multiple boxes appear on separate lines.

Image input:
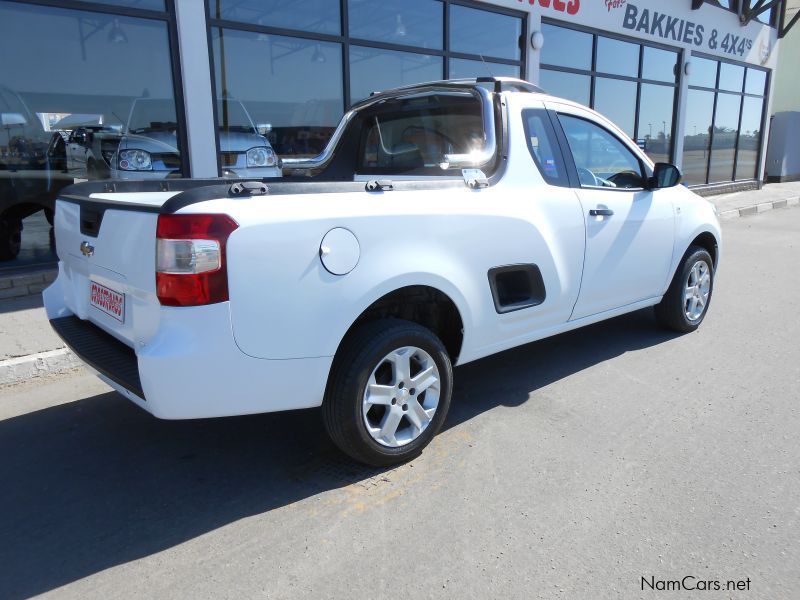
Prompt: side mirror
<box><xmin>256</xmin><ymin>123</ymin><xmax>272</xmax><ymax>136</ymax></box>
<box><xmin>650</xmin><ymin>162</ymin><xmax>682</xmax><ymax>189</ymax></box>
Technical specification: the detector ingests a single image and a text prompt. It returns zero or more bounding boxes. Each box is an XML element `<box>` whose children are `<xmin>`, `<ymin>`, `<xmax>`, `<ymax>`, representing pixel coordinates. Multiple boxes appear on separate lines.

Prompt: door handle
<box><xmin>589</xmin><ymin>208</ymin><xmax>614</xmax><ymax>217</ymax></box>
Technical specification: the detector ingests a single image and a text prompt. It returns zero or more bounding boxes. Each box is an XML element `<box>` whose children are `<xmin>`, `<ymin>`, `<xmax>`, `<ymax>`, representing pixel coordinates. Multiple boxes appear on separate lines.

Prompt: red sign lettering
<box><xmin>519</xmin><ymin>0</ymin><xmax>581</xmax><ymax>16</ymax></box>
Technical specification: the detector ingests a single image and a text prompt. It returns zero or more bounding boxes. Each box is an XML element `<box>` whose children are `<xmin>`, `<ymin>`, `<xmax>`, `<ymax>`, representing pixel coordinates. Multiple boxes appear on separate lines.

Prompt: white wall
<box><xmin>771</xmin><ymin>27</ymin><xmax>800</xmax><ymax>114</ymax></box>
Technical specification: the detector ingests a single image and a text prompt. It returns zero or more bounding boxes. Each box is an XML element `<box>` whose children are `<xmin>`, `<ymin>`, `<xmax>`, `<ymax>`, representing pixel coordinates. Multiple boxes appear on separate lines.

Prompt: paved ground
<box><xmin>1</xmin><ymin>209</ymin><xmax>799</xmax><ymax>599</ymax></box>
<box><xmin>0</xmin><ymin>294</ymin><xmax>57</xmax><ymax>360</ymax></box>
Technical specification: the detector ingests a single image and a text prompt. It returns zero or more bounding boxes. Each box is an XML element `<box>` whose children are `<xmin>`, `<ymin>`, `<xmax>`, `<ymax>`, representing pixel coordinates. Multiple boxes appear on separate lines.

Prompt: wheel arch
<box><xmin>335</xmin><ymin>284</ymin><xmax>467</xmax><ymax>364</ymax></box>
<box><xmin>689</xmin><ymin>231</ymin><xmax>719</xmax><ymax>268</ymax></box>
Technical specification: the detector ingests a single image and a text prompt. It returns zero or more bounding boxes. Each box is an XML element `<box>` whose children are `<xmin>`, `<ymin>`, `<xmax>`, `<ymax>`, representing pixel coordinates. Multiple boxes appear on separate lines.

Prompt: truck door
<box><xmin>68</xmin><ymin>127</ymin><xmax>92</xmax><ymax>178</ymax></box>
<box><xmin>547</xmin><ymin>104</ymin><xmax>675</xmax><ymax>320</ymax></box>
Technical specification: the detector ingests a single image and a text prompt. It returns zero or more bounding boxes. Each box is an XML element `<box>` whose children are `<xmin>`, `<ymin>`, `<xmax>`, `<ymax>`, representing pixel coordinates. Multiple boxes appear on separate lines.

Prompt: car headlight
<box><xmin>118</xmin><ymin>149</ymin><xmax>152</xmax><ymax>171</ymax></box>
<box><xmin>246</xmin><ymin>146</ymin><xmax>276</xmax><ymax>168</ymax></box>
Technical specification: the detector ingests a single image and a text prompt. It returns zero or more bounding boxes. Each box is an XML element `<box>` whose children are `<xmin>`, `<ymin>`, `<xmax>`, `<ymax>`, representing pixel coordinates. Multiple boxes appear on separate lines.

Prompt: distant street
<box><xmin>1</xmin><ymin>208</ymin><xmax>799</xmax><ymax>599</ymax></box>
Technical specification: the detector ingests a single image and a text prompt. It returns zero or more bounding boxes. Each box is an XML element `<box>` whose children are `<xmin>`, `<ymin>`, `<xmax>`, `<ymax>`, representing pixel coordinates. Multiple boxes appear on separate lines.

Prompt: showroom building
<box><xmin>0</xmin><ymin>0</ymin><xmax>794</xmax><ymax>212</ymax></box>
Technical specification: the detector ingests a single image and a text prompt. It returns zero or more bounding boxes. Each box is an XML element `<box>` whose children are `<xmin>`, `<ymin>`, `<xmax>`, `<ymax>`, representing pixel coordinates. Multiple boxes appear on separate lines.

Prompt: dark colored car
<box><xmin>0</xmin><ymin>86</ymin><xmax>65</xmax><ymax>260</ymax></box>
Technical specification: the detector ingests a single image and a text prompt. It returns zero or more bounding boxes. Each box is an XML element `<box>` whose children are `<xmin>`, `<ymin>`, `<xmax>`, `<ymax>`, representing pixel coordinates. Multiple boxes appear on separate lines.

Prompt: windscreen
<box><xmin>128</xmin><ymin>99</ymin><xmax>178</xmax><ymax>134</ymax></box>
<box><xmin>217</xmin><ymin>99</ymin><xmax>256</xmax><ymax>134</ymax></box>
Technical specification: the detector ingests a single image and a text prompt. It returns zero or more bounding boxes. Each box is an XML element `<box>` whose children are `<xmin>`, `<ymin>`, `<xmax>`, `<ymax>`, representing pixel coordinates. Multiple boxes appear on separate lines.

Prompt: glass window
<box><xmin>209</xmin><ymin>0</ymin><xmax>340</xmax><ymax>35</ymax></box>
<box><xmin>0</xmin><ymin>0</ymin><xmax>182</xmax><ymax>268</ymax></box>
<box><xmin>745</xmin><ymin>68</ymin><xmax>767</xmax><ymax>96</ymax></box>
<box><xmin>0</xmin><ymin>3</ymin><xmax>182</xmax><ymax>182</ymax></box>
<box><xmin>708</xmin><ymin>93</ymin><xmax>741</xmax><ymax>183</ymax></box>
<box><xmin>539</xmin><ymin>69</ymin><xmax>590</xmax><ymax>106</ymax></box>
<box><xmin>637</xmin><ymin>84</ymin><xmax>674</xmax><ymax>165</ymax></box>
<box><xmin>682</xmin><ymin>89</ymin><xmax>715</xmax><ymax>185</ymax></box>
<box><xmin>558</xmin><ymin>114</ymin><xmax>644</xmax><ymax>189</ymax></box>
<box><xmin>719</xmin><ymin>62</ymin><xmax>744</xmax><ymax>93</ymax></box>
<box><xmin>350</xmin><ymin>47</ymin><xmax>442</xmax><ymax>103</ymax></box>
<box><xmin>449</xmin><ymin>59</ymin><xmax>519</xmax><ymax>80</ymax></box>
<box><xmin>689</xmin><ymin>56</ymin><xmax>718</xmax><ymax>88</ymax></box>
<box><xmin>349</xmin><ymin>0</ymin><xmax>442</xmax><ymax>49</ymax></box>
<box><xmin>593</xmin><ymin>77</ymin><xmax>637</xmax><ymax>138</ymax></box>
<box><xmin>642</xmin><ymin>47</ymin><xmax>678</xmax><ymax>83</ymax></box>
<box><xmin>735</xmin><ymin>96</ymin><xmax>764</xmax><ymax>180</ymax></box>
<box><xmin>596</xmin><ymin>36</ymin><xmax>639</xmax><ymax>77</ymax></box>
<box><xmin>540</xmin><ymin>23</ymin><xmax>592</xmax><ymax>70</ymax></box>
<box><xmin>450</xmin><ymin>5</ymin><xmax>521</xmax><ymax>61</ymax></box>
<box><xmin>357</xmin><ymin>92</ymin><xmax>482</xmax><ymax>174</ymax></box>
<box><xmin>212</xmin><ymin>29</ymin><xmax>343</xmax><ymax>160</ymax></box>
<box><xmin>539</xmin><ymin>30</ymin><xmax>677</xmax><ymax>165</ymax></box>
<box><xmin>522</xmin><ymin>110</ymin><xmax>568</xmax><ymax>187</ymax></box>
<box><xmin>92</xmin><ymin>0</ymin><xmax>165</xmax><ymax>9</ymax></box>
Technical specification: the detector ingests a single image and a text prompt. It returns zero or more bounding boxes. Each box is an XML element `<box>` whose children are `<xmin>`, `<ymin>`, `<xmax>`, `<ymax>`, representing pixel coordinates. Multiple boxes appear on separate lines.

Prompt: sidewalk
<box><xmin>712</xmin><ymin>182</ymin><xmax>800</xmax><ymax>219</ymax></box>
<box><xmin>1</xmin><ymin>181</ymin><xmax>799</xmax><ymax>386</ymax></box>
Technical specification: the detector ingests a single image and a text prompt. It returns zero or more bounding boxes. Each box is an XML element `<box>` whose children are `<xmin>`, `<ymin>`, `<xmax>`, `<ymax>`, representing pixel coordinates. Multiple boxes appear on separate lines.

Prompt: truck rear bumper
<box><xmin>45</xmin><ymin>276</ymin><xmax>333</xmax><ymax>419</ymax></box>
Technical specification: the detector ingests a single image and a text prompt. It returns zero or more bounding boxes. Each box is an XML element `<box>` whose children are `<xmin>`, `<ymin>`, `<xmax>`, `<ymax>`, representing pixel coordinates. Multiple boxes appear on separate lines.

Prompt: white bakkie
<box><xmin>44</xmin><ymin>78</ymin><xmax>721</xmax><ymax>466</ymax></box>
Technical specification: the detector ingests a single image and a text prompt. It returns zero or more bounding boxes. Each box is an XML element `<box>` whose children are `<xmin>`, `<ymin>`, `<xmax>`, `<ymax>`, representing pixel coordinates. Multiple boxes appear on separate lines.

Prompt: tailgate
<box><xmin>53</xmin><ymin>191</ymin><xmax>178</xmax><ymax>347</ymax></box>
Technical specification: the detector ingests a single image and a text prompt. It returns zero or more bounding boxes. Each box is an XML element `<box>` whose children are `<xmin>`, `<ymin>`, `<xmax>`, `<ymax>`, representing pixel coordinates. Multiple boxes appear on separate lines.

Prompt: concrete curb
<box><xmin>0</xmin><ymin>267</ymin><xmax>58</xmax><ymax>300</ymax></box>
<box><xmin>718</xmin><ymin>195</ymin><xmax>800</xmax><ymax>220</ymax></box>
<box><xmin>0</xmin><ymin>348</ymin><xmax>81</xmax><ymax>386</ymax></box>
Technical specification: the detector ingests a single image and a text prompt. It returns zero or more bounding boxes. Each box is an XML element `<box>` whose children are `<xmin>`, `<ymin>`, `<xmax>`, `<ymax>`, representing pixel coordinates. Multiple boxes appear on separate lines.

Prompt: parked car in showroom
<box><xmin>44</xmin><ymin>78</ymin><xmax>720</xmax><ymax>466</ymax></box>
<box><xmin>55</xmin><ymin>114</ymin><xmax>122</xmax><ymax>181</ymax></box>
<box><xmin>111</xmin><ymin>97</ymin><xmax>280</xmax><ymax>180</ymax></box>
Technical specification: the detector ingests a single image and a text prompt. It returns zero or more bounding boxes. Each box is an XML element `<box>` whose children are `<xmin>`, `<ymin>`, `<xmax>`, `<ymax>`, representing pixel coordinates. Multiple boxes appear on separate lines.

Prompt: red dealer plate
<box><xmin>89</xmin><ymin>281</ymin><xmax>125</xmax><ymax>323</ymax></box>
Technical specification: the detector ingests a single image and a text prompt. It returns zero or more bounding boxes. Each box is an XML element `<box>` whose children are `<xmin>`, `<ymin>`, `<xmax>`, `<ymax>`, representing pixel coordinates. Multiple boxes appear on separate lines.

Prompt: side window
<box><xmin>522</xmin><ymin>109</ymin><xmax>569</xmax><ymax>187</ymax></box>
<box><xmin>558</xmin><ymin>114</ymin><xmax>645</xmax><ymax>189</ymax></box>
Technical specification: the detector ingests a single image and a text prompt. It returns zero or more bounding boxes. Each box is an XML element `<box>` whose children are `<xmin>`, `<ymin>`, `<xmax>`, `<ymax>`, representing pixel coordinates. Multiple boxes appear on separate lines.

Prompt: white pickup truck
<box><xmin>44</xmin><ymin>78</ymin><xmax>720</xmax><ymax>466</ymax></box>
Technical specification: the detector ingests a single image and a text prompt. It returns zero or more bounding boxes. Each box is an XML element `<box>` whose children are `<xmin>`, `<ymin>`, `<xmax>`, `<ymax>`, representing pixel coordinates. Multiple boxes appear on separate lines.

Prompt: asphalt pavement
<box><xmin>0</xmin><ymin>208</ymin><xmax>798</xmax><ymax>599</ymax></box>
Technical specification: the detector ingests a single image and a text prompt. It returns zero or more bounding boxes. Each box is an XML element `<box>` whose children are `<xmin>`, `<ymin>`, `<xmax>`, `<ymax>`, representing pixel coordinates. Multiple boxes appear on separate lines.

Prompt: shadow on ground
<box><xmin>0</xmin><ymin>309</ymin><xmax>678</xmax><ymax>598</ymax></box>
<box><xmin>0</xmin><ymin>293</ymin><xmax>44</xmax><ymax>315</ymax></box>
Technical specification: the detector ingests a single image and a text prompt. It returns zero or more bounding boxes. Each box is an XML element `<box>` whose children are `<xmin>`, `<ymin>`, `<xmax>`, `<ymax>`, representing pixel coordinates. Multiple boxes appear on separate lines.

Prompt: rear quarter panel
<box><xmin>194</xmin><ymin>179</ymin><xmax>584</xmax><ymax>362</ymax></box>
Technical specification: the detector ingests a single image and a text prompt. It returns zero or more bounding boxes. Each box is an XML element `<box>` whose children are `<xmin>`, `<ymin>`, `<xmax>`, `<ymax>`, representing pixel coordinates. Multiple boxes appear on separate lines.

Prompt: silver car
<box><xmin>111</xmin><ymin>98</ymin><xmax>281</xmax><ymax>179</ymax></box>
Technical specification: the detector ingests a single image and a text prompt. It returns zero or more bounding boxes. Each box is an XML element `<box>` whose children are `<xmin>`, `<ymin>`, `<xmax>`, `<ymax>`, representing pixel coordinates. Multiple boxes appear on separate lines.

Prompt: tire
<box><xmin>655</xmin><ymin>245</ymin><xmax>714</xmax><ymax>333</ymax></box>
<box><xmin>44</xmin><ymin>208</ymin><xmax>55</xmax><ymax>226</ymax></box>
<box><xmin>323</xmin><ymin>319</ymin><xmax>453</xmax><ymax>467</ymax></box>
<box><xmin>0</xmin><ymin>217</ymin><xmax>22</xmax><ymax>261</ymax></box>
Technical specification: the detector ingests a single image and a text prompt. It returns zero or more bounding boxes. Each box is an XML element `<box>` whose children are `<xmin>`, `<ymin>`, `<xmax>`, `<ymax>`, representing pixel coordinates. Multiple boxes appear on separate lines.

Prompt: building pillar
<box><xmin>672</xmin><ymin>49</ymin><xmax>690</xmax><ymax>172</ymax></box>
<box><xmin>174</xmin><ymin>0</ymin><xmax>218</xmax><ymax>178</ymax></box>
<box><xmin>527</xmin><ymin>12</ymin><xmax>542</xmax><ymax>85</ymax></box>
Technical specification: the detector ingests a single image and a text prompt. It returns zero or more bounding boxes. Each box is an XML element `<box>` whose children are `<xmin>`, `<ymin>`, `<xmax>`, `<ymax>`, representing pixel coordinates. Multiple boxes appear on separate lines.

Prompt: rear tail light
<box><xmin>156</xmin><ymin>214</ymin><xmax>238</xmax><ymax>306</ymax></box>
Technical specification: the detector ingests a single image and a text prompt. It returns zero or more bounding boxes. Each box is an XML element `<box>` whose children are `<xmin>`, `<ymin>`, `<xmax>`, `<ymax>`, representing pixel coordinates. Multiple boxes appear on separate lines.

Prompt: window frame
<box><xmin>552</xmin><ymin>111</ymin><xmax>650</xmax><ymax>193</ymax></box>
<box><xmin>685</xmin><ymin>50</ymin><xmax>770</xmax><ymax>185</ymax></box>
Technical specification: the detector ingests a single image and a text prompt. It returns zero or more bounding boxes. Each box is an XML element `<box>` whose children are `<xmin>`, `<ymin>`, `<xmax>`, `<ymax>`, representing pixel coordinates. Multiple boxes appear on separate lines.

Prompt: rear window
<box><xmin>357</xmin><ymin>91</ymin><xmax>484</xmax><ymax>175</ymax></box>
<box><xmin>522</xmin><ymin>109</ymin><xmax>569</xmax><ymax>187</ymax></box>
